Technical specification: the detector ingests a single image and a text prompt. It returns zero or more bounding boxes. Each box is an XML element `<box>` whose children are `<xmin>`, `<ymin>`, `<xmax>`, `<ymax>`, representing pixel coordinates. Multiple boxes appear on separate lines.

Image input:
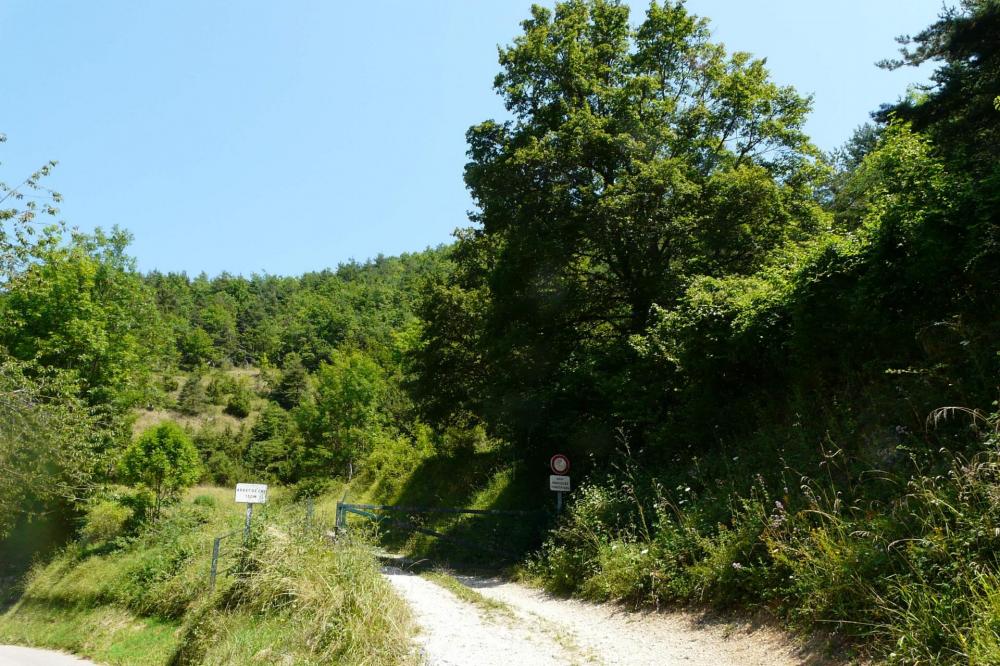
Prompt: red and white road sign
<box><xmin>550</xmin><ymin>454</ymin><xmax>570</xmax><ymax>475</ymax></box>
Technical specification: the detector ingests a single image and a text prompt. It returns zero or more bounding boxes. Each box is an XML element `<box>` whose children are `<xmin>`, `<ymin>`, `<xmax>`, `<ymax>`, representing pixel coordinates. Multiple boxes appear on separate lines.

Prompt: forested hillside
<box><xmin>2</xmin><ymin>1</ymin><xmax>999</xmax><ymax>663</ymax></box>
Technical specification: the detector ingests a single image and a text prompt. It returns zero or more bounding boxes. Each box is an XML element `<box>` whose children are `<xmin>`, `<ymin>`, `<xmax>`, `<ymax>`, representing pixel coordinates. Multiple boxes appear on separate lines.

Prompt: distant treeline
<box><xmin>143</xmin><ymin>251</ymin><xmax>448</xmax><ymax>371</ymax></box>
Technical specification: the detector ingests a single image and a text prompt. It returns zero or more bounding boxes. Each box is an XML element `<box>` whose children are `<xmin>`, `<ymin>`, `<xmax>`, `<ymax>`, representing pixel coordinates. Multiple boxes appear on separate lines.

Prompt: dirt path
<box><xmin>0</xmin><ymin>646</ymin><xmax>98</xmax><ymax>665</ymax></box>
<box><xmin>383</xmin><ymin>568</ymin><xmax>829</xmax><ymax>666</ymax></box>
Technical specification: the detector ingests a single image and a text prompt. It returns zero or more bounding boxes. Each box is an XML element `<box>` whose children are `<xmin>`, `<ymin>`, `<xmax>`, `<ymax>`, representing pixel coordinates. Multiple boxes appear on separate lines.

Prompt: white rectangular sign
<box><xmin>235</xmin><ymin>483</ymin><xmax>268</xmax><ymax>504</ymax></box>
<box><xmin>549</xmin><ymin>475</ymin><xmax>571</xmax><ymax>492</ymax></box>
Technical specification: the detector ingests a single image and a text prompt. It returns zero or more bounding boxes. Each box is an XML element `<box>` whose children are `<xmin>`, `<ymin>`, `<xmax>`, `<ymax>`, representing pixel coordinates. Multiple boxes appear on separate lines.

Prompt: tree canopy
<box><xmin>417</xmin><ymin>0</ymin><xmax>827</xmax><ymax>452</ymax></box>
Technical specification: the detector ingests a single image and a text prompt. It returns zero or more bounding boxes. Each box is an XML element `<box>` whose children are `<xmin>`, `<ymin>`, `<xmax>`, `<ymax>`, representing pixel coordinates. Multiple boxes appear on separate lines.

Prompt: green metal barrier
<box><xmin>335</xmin><ymin>501</ymin><xmax>541</xmax><ymax>559</ymax></box>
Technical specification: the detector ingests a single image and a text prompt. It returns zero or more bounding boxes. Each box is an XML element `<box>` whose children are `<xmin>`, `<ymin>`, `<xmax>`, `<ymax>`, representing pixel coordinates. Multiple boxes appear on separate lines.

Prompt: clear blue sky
<box><xmin>1</xmin><ymin>1</ymin><xmax>943</xmax><ymax>276</ymax></box>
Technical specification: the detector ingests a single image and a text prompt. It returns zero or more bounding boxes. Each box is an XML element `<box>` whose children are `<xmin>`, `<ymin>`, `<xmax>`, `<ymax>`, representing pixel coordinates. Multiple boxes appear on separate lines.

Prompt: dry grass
<box><xmin>131</xmin><ymin>406</ymin><xmax>243</xmax><ymax>437</ymax></box>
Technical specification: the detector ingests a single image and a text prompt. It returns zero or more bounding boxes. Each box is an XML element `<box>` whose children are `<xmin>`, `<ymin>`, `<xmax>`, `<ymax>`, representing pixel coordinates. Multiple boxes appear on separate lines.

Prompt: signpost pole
<box><xmin>556</xmin><ymin>491</ymin><xmax>563</xmax><ymax>513</ymax></box>
<box><xmin>243</xmin><ymin>503</ymin><xmax>253</xmax><ymax>544</ymax></box>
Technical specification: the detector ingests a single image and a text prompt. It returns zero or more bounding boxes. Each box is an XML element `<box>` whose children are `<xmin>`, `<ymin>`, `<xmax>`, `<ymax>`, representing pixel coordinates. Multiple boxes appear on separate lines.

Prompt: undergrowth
<box><xmin>531</xmin><ymin>405</ymin><xmax>1000</xmax><ymax>664</ymax></box>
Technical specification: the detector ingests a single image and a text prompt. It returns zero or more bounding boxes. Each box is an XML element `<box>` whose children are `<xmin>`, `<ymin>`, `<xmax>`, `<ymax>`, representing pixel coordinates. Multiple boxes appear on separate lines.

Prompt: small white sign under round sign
<box><xmin>549</xmin><ymin>475</ymin><xmax>571</xmax><ymax>492</ymax></box>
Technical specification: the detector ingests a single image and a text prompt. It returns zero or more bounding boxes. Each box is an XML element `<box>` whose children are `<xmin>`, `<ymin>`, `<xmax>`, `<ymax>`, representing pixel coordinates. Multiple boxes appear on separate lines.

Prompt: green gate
<box><xmin>335</xmin><ymin>502</ymin><xmax>541</xmax><ymax>560</ymax></box>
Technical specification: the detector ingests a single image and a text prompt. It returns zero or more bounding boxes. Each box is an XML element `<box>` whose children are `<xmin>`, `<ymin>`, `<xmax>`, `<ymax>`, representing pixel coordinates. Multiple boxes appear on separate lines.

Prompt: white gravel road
<box><xmin>0</xmin><ymin>646</ymin><xmax>98</xmax><ymax>666</ymax></box>
<box><xmin>384</xmin><ymin>568</ymin><xmax>827</xmax><ymax>666</ymax></box>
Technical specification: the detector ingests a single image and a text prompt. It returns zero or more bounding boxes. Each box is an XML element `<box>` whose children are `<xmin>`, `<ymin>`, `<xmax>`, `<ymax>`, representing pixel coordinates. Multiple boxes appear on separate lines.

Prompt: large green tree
<box><xmin>119</xmin><ymin>421</ymin><xmax>201</xmax><ymax>519</ymax></box>
<box><xmin>0</xmin><ymin>357</ymin><xmax>99</xmax><ymax>540</ymax></box>
<box><xmin>294</xmin><ymin>349</ymin><xmax>390</xmax><ymax>478</ymax></box>
<box><xmin>878</xmin><ymin>0</ymin><xmax>1000</xmax><ymax>174</ymax></box>
<box><xmin>0</xmin><ymin>227</ymin><xmax>165</xmax><ymax>409</ymax></box>
<box><xmin>0</xmin><ymin>141</ymin><xmax>109</xmax><ymax>553</ymax></box>
<box><xmin>417</xmin><ymin>0</ymin><xmax>826</xmax><ymax>454</ymax></box>
<box><xmin>878</xmin><ymin>0</ymin><xmax>1000</xmax><ymax>305</ymax></box>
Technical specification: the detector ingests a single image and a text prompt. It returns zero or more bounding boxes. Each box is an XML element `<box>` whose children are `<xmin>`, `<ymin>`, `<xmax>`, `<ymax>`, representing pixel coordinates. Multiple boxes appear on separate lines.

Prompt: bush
<box><xmin>292</xmin><ymin>477</ymin><xmax>332</xmax><ymax>501</ymax></box>
<box><xmin>363</xmin><ymin>424</ymin><xmax>434</xmax><ymax>500</ymax></box>
<box><xmin>192</xmin><ymin>494</ymin><xmax>217</xmax><ymax>508</ymax></box>
<box><xmin>161</xmin><ymin>374</ymin><xmax>180</xmax><ymax>393</ymax></box>
<box><xmin>272</xmin><ymin>352</ymin><xmax>309</xmax><ymax>409</ymax></box>
<box><xmin>206</xmin><ymin>373</ymin><xmax>237</xmax><ymax>405</ymax></box>
<box><xmin>177</xmin><ymin>375</ymin><xmax>208</xmax><ymax>415</ymax></box>
<box><xmin>224</xmin><ymin>386</ymin><xmax>253</xmax><ymax>418</ymax></box>
<box><xmin>534</xmin><ymin>411</ymin><xmax>1000</xmax><ymax>664</ymax></box>
<box><xmin>202</xmin><ymin>451</ymin><xmax>246</xmax><ymax>485</ymax></box>
<box><xmin>81</xmin><ymin>500</ymin><xmax>132</xmax><ymax>545</ymax></box>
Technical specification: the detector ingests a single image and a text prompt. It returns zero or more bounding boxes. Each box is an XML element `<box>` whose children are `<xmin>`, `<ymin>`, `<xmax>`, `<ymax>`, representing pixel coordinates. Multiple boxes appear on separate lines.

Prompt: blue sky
<box><xmin>1</xmin><ymin>1</ymin><xmax>943</xmax><ymax>276</ymax></box>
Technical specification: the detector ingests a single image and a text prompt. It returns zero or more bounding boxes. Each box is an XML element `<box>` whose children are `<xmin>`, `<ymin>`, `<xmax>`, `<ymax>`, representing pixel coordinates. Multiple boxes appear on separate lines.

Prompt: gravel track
<box><xmin>384</xmin><ymin>568</ymin><xmax>829</xmax><ymax>666</ymax></box>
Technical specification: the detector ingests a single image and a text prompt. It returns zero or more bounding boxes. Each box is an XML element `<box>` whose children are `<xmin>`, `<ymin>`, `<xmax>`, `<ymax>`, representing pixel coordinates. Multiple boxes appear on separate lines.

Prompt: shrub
<box><xmin>272</xmin><ymin>352</ymin><xmax>309</xmax><ymax>409</ymax></box>
<box><xmin>363</xmin><ymin>425</ymin><xmax>434</xmax><ymax>500</ymax></box>
<box><xmin>118</xmin><ymin>487</ymin><xmax>156</xmax><ymax>528</ymax></box>
<box><xmin>161</xmin><ymin>374</ymin><xmax>180</xmax><ymax>393</ymax></box>
<box><xmin>203</xmin><ymin>450</ymin><xmax>247</xmax><ymax>486</ymax></box>
<box><xmin>535</xmin><ymin>413</ymin><xmax>1000</xmax><ymax>664</ymax></box>
<box><xmin>192</xmin><ymin>494</ymin><xmax>217</xmax><ymax>508</ymax></box>
<box><xmin>80</xmin><ymin>486</ymin><xmax>155</xmax><ymax>542</ymax></box>
<box><xmin>81</xmin><ymin>500</ymin><xmax>132</xmax><ymax>545</ymax></box>
<box><xmin>224</xmin><ymin>385</ymin><xmax>253</xmax><ymax>418</ymax></box>
<box><xmin>292</xmin><ymin>477</ymin><xmax>332</xmax><ymax>501</ymax></box>
<box><xmin>206</xmin><ymin>372</ymin><xmax>238</xmax><ymax>404</ymax></box>
<box><xmin>192</xmin><ymin>424</ymin><xmax>248</xmax><ymax>484</ymax></box>
<box><xmin>177</xmin><ymin>375</ymin><xmax>208</xmax><ymax>415</ymax></box>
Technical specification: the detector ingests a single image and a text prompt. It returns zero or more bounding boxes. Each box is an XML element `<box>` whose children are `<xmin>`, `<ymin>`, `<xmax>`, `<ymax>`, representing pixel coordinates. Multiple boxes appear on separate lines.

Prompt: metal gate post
<box><xmin>209</xmin><ymin>535</ymin><xmax>223</xmax><ymax>590</ymax></box>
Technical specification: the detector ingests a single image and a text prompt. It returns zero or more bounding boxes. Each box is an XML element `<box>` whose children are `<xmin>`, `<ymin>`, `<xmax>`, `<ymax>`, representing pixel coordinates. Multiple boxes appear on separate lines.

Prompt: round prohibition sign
<box><xmin>550</xmin><ymin>454</ymin><xmax>570</xmax><ymax>475</ymax></box>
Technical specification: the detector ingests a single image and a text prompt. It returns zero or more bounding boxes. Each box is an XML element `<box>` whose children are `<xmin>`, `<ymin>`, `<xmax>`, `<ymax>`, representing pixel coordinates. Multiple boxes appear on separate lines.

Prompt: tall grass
<box><xmin>531</xmin><ymin>409</ymin><xmax>1000</xmax><ymax>663</ymax></box>
<box><xmin>0</xmin><ymin>486</ymin><xmax>414</xmax><ymax>665</ymax></box>
<box><xmin>174</xmin><ymin>520</ymin><xmax>414</xmax><ymax>665</ymax></box>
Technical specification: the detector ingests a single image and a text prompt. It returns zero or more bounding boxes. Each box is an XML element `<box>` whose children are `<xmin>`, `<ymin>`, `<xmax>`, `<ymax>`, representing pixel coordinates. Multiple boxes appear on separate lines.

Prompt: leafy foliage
<box><xmin>0</xmin><ymin>227</ymin><xmax>164</xmax><ymax>409</ymax></box>
<box><xmin>176</xmin><ymin>374</ymin><xmax>208</xmax><ymax>415</ymax></box>
<box><xmin>224</xmin><ymin>383</ymin><xmax>254</xmax><ymax>418</ymax></box>
<box><xmin>416</xmin><ymin>0</ymin><xmax>828</xmax><ymax>455</ymax></box>
<box><xmin>0</xmin><ymin>357</ymin><xmax>101</xmax><ymax>540</ymax></box>
<box><xmin>293</xmin><ymin>350</ymin><xmax>391</xmax><ymax>478</ymax></box>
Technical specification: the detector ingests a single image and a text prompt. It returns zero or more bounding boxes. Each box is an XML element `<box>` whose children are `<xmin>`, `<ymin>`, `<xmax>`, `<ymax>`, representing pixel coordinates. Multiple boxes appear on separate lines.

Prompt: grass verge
<box><xmin>0</xmin><ymin>486</ymin><xmax>414</xmax><ymax>665</ymax></box>
<box><xmin>420</xmin><ymin>570</ymin><xmax>513</xmax><ymax>618</ymax></box>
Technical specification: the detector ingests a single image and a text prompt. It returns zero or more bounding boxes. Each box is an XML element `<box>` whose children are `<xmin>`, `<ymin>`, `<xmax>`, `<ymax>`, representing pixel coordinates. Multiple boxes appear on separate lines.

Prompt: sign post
<box><xmin>234</xmin><ymin>483</ymin><xmax>268</xmax><ymax>543</ymax></box>
<box><xmin>549</xmin><ymin>454</ymin><xmax>571</xmax><ymax>513</ymax></box>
